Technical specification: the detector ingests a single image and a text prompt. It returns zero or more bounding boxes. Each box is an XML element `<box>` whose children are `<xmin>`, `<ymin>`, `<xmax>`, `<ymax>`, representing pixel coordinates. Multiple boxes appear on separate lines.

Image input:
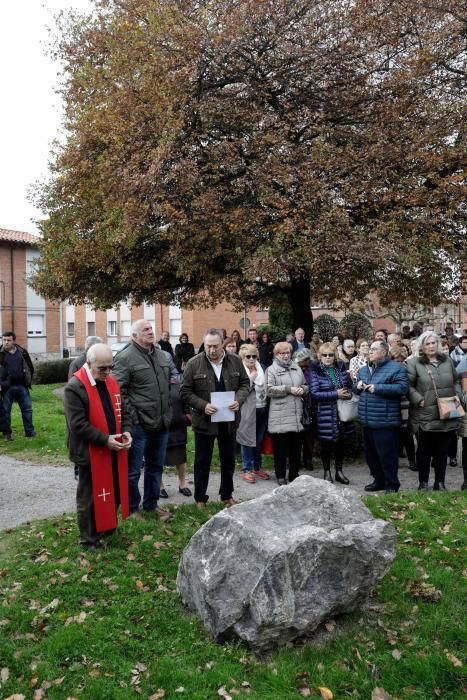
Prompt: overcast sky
<box><xmin>0</xmin><ymin>0</ymin><xmax>93</xmax><ymax>234</ymax></box>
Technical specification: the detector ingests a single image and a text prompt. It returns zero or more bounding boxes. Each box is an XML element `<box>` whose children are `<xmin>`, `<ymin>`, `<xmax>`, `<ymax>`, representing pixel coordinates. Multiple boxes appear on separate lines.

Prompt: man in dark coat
<box><xmin>354</xmin><ymin>340</ymin><xmax>408</xmax><ymax>494</ymax></box>
<box><xmin>68</xmin><ymin>335</ymin><xmax>103</xmax><ymax>379</ymax></box>
<box><xmin>181</xmin><ymin>328</ymin><xmax>250</xmax><ymax>507</ymax></box>
<box><xmin>64</xmin><ymin>343</ymin><xmax>132</xmax><ymax>549</ymax></box>
<box><xmin>0</xmin><ymin>331</ymin><xmax>35</xmax><ymax>440</ymax></box>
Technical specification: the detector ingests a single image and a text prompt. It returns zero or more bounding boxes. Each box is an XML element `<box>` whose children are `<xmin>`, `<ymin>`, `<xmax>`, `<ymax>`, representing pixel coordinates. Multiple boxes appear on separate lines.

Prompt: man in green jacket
<box><xmin>181</xmin><ymin>328</ymin><xmax>250</xmax><ymax>507</ymax></box>
<box><xmin>112</xmin><ymin>320</ymin><xmax>172</xmax><ymax>518</ymax></box>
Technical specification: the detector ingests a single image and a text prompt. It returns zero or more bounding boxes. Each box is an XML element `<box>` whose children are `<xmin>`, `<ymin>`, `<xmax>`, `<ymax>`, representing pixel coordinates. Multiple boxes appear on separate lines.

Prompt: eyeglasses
<box><xmin>245</xmin><ymin>354</ymin><xmax>257</xmax><ymax>359</ymax></box>
<box><xmin>321</xmin><ymin>353</ymin><xmax>335</xmax><ymax>357</ymax></box>
<box><xmin>277</xmin><ymin>351</ymin><xmax>290</xmax><ymax>356</ymax></box>
<box><xmin>97</xmin><ymin>364</ymin><xmax>114</xmax><ymax>371</ymax></box>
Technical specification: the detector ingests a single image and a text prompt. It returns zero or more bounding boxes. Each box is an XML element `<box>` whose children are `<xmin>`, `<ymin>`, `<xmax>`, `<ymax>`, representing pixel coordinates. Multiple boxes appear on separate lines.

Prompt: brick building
<box><xmin>0</xmin><ymin>228</ymin><xmax>63</xmax><ymax>358</ymax></box>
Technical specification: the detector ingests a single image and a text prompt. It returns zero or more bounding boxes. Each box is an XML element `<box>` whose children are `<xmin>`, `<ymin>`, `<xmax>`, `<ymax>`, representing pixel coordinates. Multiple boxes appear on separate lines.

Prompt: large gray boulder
<box><xmin>177</xmin><ymin>475</ymin><xmax>396</xmax><ymax>650</ymax></box>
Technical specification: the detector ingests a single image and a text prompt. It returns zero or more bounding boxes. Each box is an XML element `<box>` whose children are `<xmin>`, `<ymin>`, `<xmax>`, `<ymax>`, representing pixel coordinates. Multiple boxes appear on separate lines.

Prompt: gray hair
<box><xmin>371</xmin><ymin>340</ymin><xmax>389</xmax><ymax>355</ymax></box>
<box><xmin>293</xmin><ymin>348</ymin><xmax>312</xmax><ymax>364</ymax></box>
<box><xmin>203</xmin><ymin>328</ymin><xmax>224</xmax><ymax>342</ymax></box>
<box><xmin>86</xmin><ymin>347</ymin><xmax>98</xmax><ymax>364</ymax></box>
<box><xmin>84</xmin><ymin>335</ymin><xmax>103</xmax><ymax>351</ymax></box>
<box><xmin>414</xmin><ymin>331</ymin><xmax>442</xmax><ymax>358</ymax></box>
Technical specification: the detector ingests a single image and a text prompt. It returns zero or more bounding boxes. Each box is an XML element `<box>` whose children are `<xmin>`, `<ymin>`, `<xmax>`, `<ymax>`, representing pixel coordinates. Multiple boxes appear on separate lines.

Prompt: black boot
<box><xmin>462</xmin><ymin>468</ymin><xmax>467</xmax><ymax>490</ymax></box>
<box><xmin>335</xmin><ymin>469</ymin><xmax>349</xmax><ymax>485</ymax></box>
<box><xmin>418</xmin><ymin>481</ymin><xmax>429</xmax><ymax>491</ymax></box>
<box><xmin>409</xmin><ymin>462</ymin><xmax>417</xmax><ymax>472</ymax></box>
<box><xmin>323</xmin><ymin>470</ymin><xmax>333</xmax><ymax>483</ymax></box>
<box><xmin>433</xmin><ymin>482</ymin><xmax>447</xmax><ymax>491</ymax></box>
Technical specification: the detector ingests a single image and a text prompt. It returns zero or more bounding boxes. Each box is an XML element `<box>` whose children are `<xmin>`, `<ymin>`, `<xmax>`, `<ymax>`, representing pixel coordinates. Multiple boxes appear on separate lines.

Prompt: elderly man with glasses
<box><xmin>354</xmin><ymin>340</ymin><xmax>408</xmax><ymax>494</ymax></box>
<box><xmin>64</xmin><ymin>343</ymin><xmax>132</xmax><ymax>548</ymax></box>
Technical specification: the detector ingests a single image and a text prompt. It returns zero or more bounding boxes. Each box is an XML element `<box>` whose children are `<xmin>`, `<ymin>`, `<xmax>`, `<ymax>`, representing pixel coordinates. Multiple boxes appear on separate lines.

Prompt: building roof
<box><xmin>0</xmin><ymin>228</ymin><xmax>41</xmax><ymax>246</ymax></box>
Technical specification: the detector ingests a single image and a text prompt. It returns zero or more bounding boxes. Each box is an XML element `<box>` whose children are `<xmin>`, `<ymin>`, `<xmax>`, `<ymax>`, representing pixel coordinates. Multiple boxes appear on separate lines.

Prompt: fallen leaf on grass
<box><xmin>28</xmin><ymin>675</ymin><xmax>38</xmax><ymax>688</ymax></box>
<box><xmin>126</xmin><ymin>552</ymin><xmax>136</xmax><ymax>561</ymax></box>
<box><xmin>241</xmin><ymin>681</ymin><xmax>251</xmax><ymax>692</ymax></box>
<box><xmin>1</xmin><ymin>667</ymin><xmax>10</xmax><ymax>683</ymax></box>
<box><xmin>175</xmin><ymin>688</ymin><xmax>185</xmax><ymax>693</ymax></box>
<box><xmin>325</xmin><ymin>620</ymin><xmax>336</xmax><ymax>632</ymax></box>
<box><xmin>319</xmin><ymin>688</ymin><xmax>333</xmax><ymax>700</ymax></box>
<box><xmin>298</xmin><ymin>684</ymin><xmax>312</xmax><ymax>697</ymax></box>
<box><xmin>372</xmin><ymin>688</ymin><xmax>392</xmax><ymax>700</ymax></box>
<box><xmin>217</xmin><ymin>688</ymin><xmax>232</xmax><ymax>700</ymax></box>
<box><xmin>4</xmin><ymin>695</ymin><xmax>25</xmax><ymax>700</ymax></box>
<box><xmin>64</xmin><ymin>611</ymin><xmax>87</xmax><ymax>626</ymax></box>
<box><xmin>148</xmin><ymin>690</ymin><xmax>165</xmax><ymax>700</ymax></box>
<box><xmin>391</xmin><ymin>649</ymin><xmax>402</xmax><ymax>660</ymax></box>
<box><xmin>444</xmin><ymin>650</ymin><xmax>463</xmax><ymax>667</ymax></box>
<box><xmin>33</xmin><ymin>689</ymin><xmax>44</xmax><ymax>700</ymax></box>
<box><xmin>143</xmin><ymin>535</ymin><xmax>153</xmax><ymax>542</ymax></box>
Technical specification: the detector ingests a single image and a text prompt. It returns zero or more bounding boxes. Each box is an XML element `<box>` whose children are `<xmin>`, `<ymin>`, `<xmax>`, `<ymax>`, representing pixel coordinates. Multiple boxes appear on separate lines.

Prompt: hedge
<box><xmin>33</xmin><ymin>359</ymin><xmax>73</xmax><ymax>385</ymax></box>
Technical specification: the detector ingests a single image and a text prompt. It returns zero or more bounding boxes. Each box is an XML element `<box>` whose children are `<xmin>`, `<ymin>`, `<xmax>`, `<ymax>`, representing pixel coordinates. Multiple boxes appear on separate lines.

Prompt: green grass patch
<box><xmin>0</xmin><ymin>493</ymin><xmax>465</xmax><ymax>698</ymax></box>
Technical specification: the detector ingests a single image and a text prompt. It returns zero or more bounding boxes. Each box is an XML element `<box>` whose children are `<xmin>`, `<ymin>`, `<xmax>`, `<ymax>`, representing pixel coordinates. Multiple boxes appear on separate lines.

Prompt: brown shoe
<box><xmin>221</xmin><ymin>498</ymin><xmax>239</xmax><ymax>507</ymax></box>
<box><xmin>156</xmin><ymin>508</ymin><xmax>171</xmax><ymax>520</ymax></box>
<box><xmin>128</xmin><ymin>511</ymin><xmax>144</xmax><ymax>521</ymax></box>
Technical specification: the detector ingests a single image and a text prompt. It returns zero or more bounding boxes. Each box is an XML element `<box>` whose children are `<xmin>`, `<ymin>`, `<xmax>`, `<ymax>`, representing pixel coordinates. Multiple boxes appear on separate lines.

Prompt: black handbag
<box><xmin>301</xmin><ymin>399</ymin><xmax>313</xmax><ymax>428</ymax></box>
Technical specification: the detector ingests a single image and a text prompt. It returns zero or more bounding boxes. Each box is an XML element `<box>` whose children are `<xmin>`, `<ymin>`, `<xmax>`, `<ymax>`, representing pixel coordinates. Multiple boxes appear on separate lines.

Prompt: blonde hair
<box><xmin>318</xmin><ymin>342</ymin><xmax>338</xmax><ymax>361</ymax></box>
<box><xmin>389</xmin><ymin>345</ymin><xmax>408</xmax><ymax>361</ymax></box>
<box><xmin>239</xmin><ymin>344</ymin><xmax>258</xmax><ymax>360</ymax></box>
<box><xmin>273</xmin><ymin>341</ymin><xmax>292</xmax><ymax>356</ymax></box>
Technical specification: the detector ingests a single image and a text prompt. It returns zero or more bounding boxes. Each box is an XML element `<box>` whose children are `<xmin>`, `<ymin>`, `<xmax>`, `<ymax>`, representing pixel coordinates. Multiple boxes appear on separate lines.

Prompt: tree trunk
<box><xmin>285</xmin><ymin>276</ymin><xmax>314</xmax><ymax>339</ymax></box>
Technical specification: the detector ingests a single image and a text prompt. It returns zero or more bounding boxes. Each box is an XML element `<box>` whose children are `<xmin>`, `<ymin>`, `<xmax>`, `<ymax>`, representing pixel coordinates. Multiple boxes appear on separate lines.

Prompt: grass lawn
<box><xmin>2</xmin><ymin>384</ymin><xmax>276</xmax><ymax>472</ymax></box>
<box><xmin>0</xmin><ymin>493</ymin><xmax>465</xmax><ymax>699</ymax></box>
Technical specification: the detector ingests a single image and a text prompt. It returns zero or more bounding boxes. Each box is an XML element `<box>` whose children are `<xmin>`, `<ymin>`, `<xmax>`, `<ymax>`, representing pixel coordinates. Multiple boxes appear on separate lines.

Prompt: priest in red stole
<box><xmin>64</xmin><ymin>343</ymin><xmax>132</xmax><ymax>549</ymax></box>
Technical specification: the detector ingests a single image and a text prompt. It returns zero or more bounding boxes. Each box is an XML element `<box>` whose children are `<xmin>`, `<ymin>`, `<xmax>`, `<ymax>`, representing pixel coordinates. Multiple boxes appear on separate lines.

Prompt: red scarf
<box><xmin>75</xmin><ymin>366</ymin><xmax>129</xmax><ymax>531</ymax></box>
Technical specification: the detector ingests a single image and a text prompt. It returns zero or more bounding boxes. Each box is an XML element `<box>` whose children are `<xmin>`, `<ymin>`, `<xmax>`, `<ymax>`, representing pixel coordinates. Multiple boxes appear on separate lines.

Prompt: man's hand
<box><xmin>204</xmin><ymin>403</ymin><xmax>218</xmax><ymax>415</ymax></box>
<box><xmin>367</xmin><ymin>384</ymin><xmax>375</xmax><ymax>393</ymax></box>
<box><xmin>290</xmin><ymin>386</ymin><xmax>304</xmax><ymax>396</ymax></box>
<box><xmin>107</xmin><ymin>434</ymin><xmax>125</xmax><ymax>450</ymax></box>
<box><xmin>228</xmin><ymin>400</ymin><xmax>240</xmax><ymax>412</ymax></box>
<box><xmin>337</xmin><ymin>388</ymin><xmax>350</xmax><ymax>399</ymax></box>
<box><xmin>120</xmin><ymin>431</ymin><xmax>132</xmax><ymax>450</ymax></box>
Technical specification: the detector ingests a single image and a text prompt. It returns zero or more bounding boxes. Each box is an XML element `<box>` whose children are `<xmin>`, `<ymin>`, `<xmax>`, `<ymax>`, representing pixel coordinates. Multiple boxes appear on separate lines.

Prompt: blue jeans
<box><xmin>241</xmin><ymin>445</ymin><xmax>255</xmax><ymax>472</ymax></box>
<box><xmin>128</xmin><ymin>424</ymin><xmax>169</xmax><ymax>513</ymax></box>
<box><xmin>3</xmin><ymin>384</ymin><xmax>34</xmax><ymax>435</ymax></box>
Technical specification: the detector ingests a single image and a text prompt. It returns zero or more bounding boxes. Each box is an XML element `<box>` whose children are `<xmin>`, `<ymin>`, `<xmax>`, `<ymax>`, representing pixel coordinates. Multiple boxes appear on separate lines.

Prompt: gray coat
<box><xmin>236</xmin><ymin>382</ymin><xmax>256</xmax><ymax>447</ymax></box>
<box><xmin>266</xmin><ymin>360</ymin><xmax>308</xmax><ymax>434</ymax></box>
<box><xmin>407</xmin><ymin>355</ymin><xmax>461</xmax><ymax>433</ymax></box>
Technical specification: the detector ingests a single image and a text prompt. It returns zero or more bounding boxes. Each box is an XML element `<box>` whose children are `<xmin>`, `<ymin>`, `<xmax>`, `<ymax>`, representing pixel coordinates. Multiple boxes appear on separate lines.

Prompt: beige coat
<box><xmin>266</xmin><ymin>360</ymin><xmax>308</xmax><ymax>434</ymax></box>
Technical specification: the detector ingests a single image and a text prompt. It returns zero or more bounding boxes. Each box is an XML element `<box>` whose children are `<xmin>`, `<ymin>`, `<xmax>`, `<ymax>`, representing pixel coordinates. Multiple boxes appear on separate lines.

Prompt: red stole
<box><xmin>75</xmin><ymin>366</ymin><xmax>129</xmax><ymax>531</ymax></box>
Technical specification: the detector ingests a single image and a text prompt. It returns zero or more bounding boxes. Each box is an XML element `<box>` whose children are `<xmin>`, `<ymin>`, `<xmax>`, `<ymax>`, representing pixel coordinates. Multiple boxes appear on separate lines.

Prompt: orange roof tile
<box><xmin>0</xmin><ymin>228</ymin><xmax>40</xmax><ymax>245</ymax></box>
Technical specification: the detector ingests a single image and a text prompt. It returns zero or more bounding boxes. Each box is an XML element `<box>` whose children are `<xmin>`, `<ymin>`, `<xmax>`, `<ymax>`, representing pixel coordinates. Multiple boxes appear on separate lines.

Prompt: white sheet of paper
<box><xmin>210</xmin><ymin>391</ymin><xmax>235</xmax><ymax>423</ymax></box>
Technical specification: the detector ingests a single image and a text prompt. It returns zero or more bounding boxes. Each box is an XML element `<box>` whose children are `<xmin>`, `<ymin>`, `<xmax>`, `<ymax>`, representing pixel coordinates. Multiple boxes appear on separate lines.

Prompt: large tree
<box><xmin>33</xmin><ymin>0</ymin><xmax>466</xmax><ymax>334</ymax></box>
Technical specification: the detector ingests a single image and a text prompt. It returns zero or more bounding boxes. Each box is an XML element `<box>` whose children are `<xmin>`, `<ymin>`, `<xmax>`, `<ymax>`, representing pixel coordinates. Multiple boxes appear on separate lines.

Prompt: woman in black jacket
<box><xmin>174</xmin><ymin>334</ymin><xmax>195</xmax><ymax>372</ymax></box>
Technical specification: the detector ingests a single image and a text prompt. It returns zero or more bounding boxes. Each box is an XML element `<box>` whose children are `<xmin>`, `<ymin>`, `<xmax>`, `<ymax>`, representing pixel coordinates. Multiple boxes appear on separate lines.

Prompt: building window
<box><xmin>67</xmin><ymin>322</ymin><xmax>75</xmax><ymax>337</ymax></box>
<box><xmin>121</xmin><ymin>320</ymin><xmax>131</xmax><ymax>337</ymax></box>
<box><xmin>27</xmin><ymin>314</ymin><xmax>45</xmax><ymax>336</ymax></box>
<box><xmin>108</xmin><ymin>320</ymin><xmax>117</xmax><ymax>336</ymax></box>
<box><xmin>87</xmin><ymin>321</ymin><xmax>96</xmax><ymax>336</ymax></box>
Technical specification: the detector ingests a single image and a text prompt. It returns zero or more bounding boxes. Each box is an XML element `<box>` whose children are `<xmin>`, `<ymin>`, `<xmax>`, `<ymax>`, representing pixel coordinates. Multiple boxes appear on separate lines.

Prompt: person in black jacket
<box><xmin>0</xmin><ymin>331</ymin><xmax>35</xmax><ymax>440</ymax></box>
<box><xmin>258</xmin><ymin>331</ymin><xmax>274</xmax><ymax>367</ymax></box>
<box><xmin>174</xmin><ymin>333</ymin><xmax>195</xmax><ymax>372</ymax></box>
<box><xmin>158</xmin><ymin>330</ymin><xmax>174</xmax><ymax>356</ymax></box>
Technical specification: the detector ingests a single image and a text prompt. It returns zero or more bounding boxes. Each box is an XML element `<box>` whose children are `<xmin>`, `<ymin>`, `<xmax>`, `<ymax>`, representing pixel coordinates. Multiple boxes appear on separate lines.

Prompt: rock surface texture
<box><xmin>177</xmin><ymin>475</ymin><xmax>396</xmax><ymax>650</ymax></box>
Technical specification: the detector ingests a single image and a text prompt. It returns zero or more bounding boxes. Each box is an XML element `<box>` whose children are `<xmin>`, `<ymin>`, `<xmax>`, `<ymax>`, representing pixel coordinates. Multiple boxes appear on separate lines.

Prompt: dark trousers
<box><xmin>301</xmin><ymin>429</ymin><xmax>314</xmax><ymax>467</ymax></box>
<box><xmin>447</xmin><ymin>431</ymin><xmax>458</xmax><ymax>460</ymax></box>
<box><xmin>320</xmin><ymin>438</ymin><xmax>345</xmax><ymax>471</ymax></box>
<box><xmin>362</xmin><ymin>427</ymin><xmax>400</xmax><ymax>491</ymax></box>
<box><xmin>416</xmin><ymin>429</ymin><xmax>451</xmax><ymax>484</ymax></box>
<box><xmin>194</xmin><ymin>425</ymin><xmax>236</xmax><ymax>503</ymax></box>
<box><xmin>271</xmin><ymin>432</ymin><xmax>301</xmax><ymax>481</ymax></box>
<box><xmin>77</xmin><ymin>461</ymin><xmax>119</xmax><ymax>545</ymax></box>
<box><xmin>399</xmin><ymin>427</ymin><xmax>416</xmax><ymax>463</ymax></box>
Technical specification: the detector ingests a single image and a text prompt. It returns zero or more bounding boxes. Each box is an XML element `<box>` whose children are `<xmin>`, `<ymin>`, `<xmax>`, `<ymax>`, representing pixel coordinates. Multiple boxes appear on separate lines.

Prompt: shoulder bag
<box><xmin>426</xmin><ymin>368</ymin><xmax>465</xmax><ymax>420</ymax></box>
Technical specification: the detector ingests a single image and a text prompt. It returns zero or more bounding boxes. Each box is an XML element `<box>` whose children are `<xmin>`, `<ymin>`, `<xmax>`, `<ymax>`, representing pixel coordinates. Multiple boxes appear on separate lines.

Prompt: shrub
<box><xmin>314</xmin><ymin>313</ymin><xmax>339</xmax><ymax>342</ymax></box>
<box><xmin>339</xmin><ymin>312</ymin><xmax>373</xmax><ymax>341</ymax></box>
<box><xmin>33</xmin><ymin>359</ymin><xmax>72</xmax><ymax>385</ymax></box>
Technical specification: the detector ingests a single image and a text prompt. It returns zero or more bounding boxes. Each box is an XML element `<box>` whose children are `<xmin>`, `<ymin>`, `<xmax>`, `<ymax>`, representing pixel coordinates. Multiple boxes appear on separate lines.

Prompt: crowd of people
<box><xmin>1</xmin><ymin>319</ymin><xmax>466</xmax><ymax>549</ymax></box>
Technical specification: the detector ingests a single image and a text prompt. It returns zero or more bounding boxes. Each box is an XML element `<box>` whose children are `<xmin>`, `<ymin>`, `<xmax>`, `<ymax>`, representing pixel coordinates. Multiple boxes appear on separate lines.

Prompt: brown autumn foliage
<box><xmin>32</xmin><ymin>0</ymin><xmax>466</xmax><ymax>330</ymax></box>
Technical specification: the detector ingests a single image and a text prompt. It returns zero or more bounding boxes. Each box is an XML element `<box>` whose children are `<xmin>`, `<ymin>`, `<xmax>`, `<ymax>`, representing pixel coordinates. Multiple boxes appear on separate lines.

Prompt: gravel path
<box><xmin>0</xmin><ymin>454</ymin><xmax>463</xmax><ymax>532</ymax></box>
